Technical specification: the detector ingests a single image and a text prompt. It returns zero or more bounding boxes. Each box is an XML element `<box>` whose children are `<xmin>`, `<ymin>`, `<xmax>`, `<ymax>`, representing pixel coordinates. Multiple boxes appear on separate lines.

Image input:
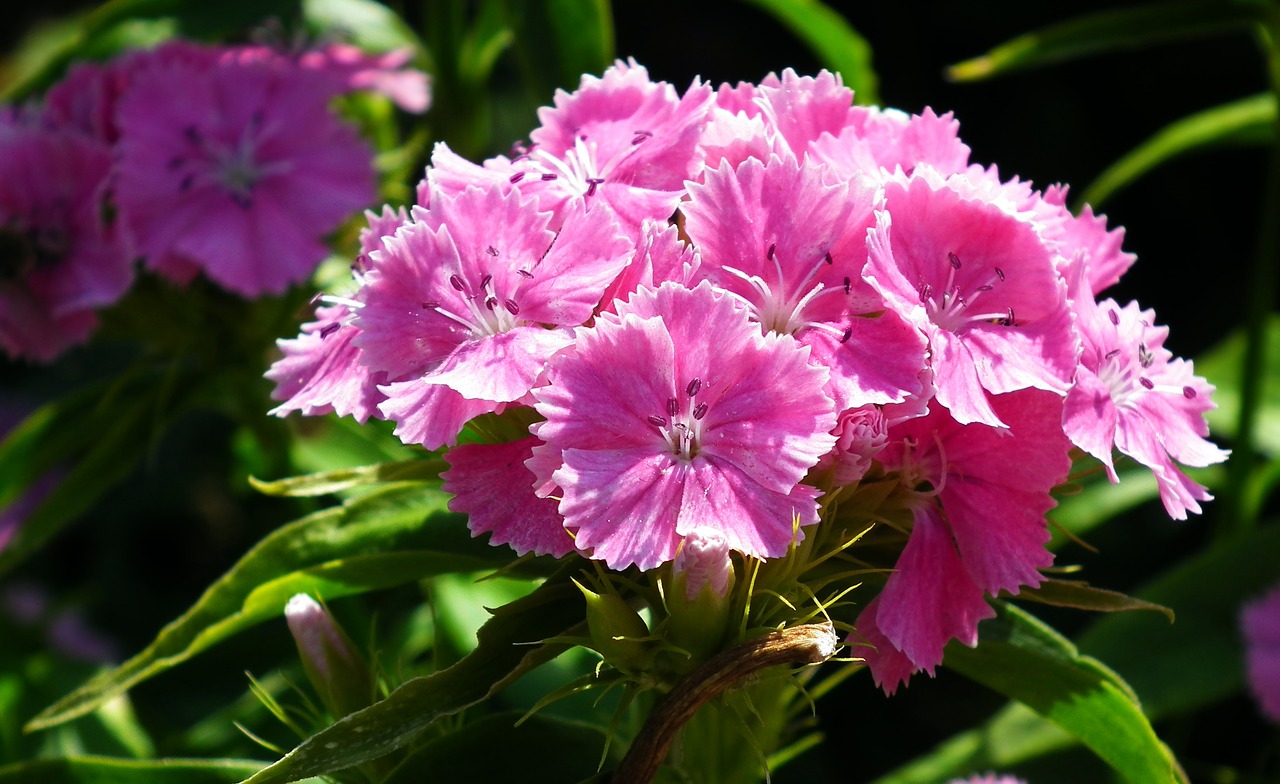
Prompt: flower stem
<box><xmin>612</xmin><ymin>622</ymin><xmax>838</xmax><ymax>784</ymax></box>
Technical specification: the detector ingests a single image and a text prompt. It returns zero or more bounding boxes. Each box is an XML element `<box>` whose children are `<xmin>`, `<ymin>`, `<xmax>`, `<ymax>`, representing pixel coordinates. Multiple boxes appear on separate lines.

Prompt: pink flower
<box><xmin>948</xmin><ymin>774</ymin><xmax>1027</xmax><ymax>784</ymax></box>
<box><xmin>531</xmin><ymin>281</ymin><xmax>837</xmax><ymax>571</ymax></box>
<box><xmin>297</xmin><ymin>44</ymin><xmax>430</xmax><ymax>113</ymax></box>
<box><xmin>812</xmin><ymin>404</ymin><xmax>888</xmax><ymax>486</ymax></box>
<box><xmin>681</xmin><ymin>154</ymin><xmax>926</xmax><ymax>412</ymax></box>
<box><xmin>1242</xmin><ymin>582</ymin><xmax>1280</xmax><ymax>723</ymax></box>
<box><xmin>430</xmin><ymin>59</ymin><xmax>713</xmax><ymax>232</ymax></box>
<box><xmin>357</xmin><ymin>186</ymin><xmax>630</xmax><ymax>449</ymax></box>
<box><xmin>865</xmin><ymin>169</ymin><xmax>1077</xmax><ymax>427</ymax></box>
<box><xmin>441</xmin><ymin>436</ymin><xmax>575</xmax><ymax>558</ymax></box>
<box><xmin>113</xmin><ymin>52</ymin><xmax>375</xmax><ymax>295</ymax></box>
<box><xmin>0</xmin><ymin>119</ymin><xmax>132</xmax><ymax>362</ymax></box>
<box><xmin>810</xmin><ymin>105</ymin><xmax>971</xmax><ymax>181</ymax></box>
<box><xmin>860</xmin><ymin>389</ymin><xmax>1072</xmax><ymax>692</ymax></box>
<box><xmin>1063</xmin><ymin>286</ymin><xmax>1227</xmax><ymax>519</ymax></box>
<box><xmin>672</xmin><ymin>527</ymin><xmax>734</xmax><ymax>599</ymax></box>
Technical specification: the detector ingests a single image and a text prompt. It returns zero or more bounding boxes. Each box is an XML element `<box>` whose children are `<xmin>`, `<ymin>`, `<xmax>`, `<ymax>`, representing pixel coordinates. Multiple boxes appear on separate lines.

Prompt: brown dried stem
<box><xmin>612</xmin><ymin>622</ymin><xmax>838</xmax><ymax>784</ymax></box>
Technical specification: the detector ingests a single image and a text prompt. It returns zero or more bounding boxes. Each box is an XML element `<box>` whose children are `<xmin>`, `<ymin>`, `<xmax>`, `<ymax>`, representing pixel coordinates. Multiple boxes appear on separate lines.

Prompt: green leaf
<box><xmin>238</xmin><ymin>565</ymin><xmax>586</xmax><ymax>784</ymax></box>
<box><xmin>27</xmin><ymin>483</ymin><xmax>505</xmax><ymax>731</ymax></box>
<box><xmin>1019</xmin><ymin>578</ymin><xmax>1175</xmax><ymax>622</ymax></box>
<box><xmin>944</xmin><ymin>603</ymin><xmax>1185</xmax><ymax>783</ymax></box>
<box><xmin>0</xmin><ymin>757</ymin><xmax>279</xmax><ymax>784</ymax></box>
<box><xmin>1195</xmin><ymin>314</ymin><xmax>1280</xmax><ymax>459</ymax></box>
<box><xmin>301</xmin><ymin>0</ymin><xmax>423</xmax><ymax>53</ymax></box>
<box><xmin>248</xmin><ymin>458</ymin><xmax>446</xmax><ymax>497</ymax></box>
<box><xmin>947</xmin><ymin>0</ymin><xmax>1263</xmax><ymax>81</ymax></box>
<box><xmin>741</xmin><ymin>0</ymin><xmax>879</xmax><ymax>105</ymax></box>
<box><xmin>1079</xmin><ymin>93</ymin><xmax>1275</xmax><ymax>208</ymax></box>
<box><xmin>540</xmin><ymin>0</ymin><xmax>614</xmax><ymax>89</ymax></box>
<box><xmin>382</xmin><ymin>711</ymin><xmax>612</xmax><ymax>783</ymax></box>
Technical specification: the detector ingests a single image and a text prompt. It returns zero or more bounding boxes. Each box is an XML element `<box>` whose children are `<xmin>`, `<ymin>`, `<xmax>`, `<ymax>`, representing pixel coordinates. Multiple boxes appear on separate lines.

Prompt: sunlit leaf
<box><xmin>27</xmin><ymin>483</ymin><xmax>509</xmax><ymax>731</ymax></box>
<box><xmin>302</xmin><ymin>0</ymin><xmax>423</xmax><ymax>53</ymax></box>
<box><xmin>944</xmin><ymin>603</ymin><xmax>1185</xmax><ymax>783</ymax></box>
<box><xmin>741</xmin><ymin>0</ymin><xmax>879</xmax><ymax>105</ymax></box>
<box><xmin>1019</xmin><ymin>579</ymin><xmax>1174</xmax><ymax>623</ymax></box>
<box><xmin>1079</xmin><ymin>93</ymin><xmax>1274</xmax><ymax>208</ymax></box>
<box><xmin>947</xmin><ymin>0</ymin><xmax>1262</xmax><ymax>81</ymax></box>
<box><xmin>238</xmin><ymin>565</ymin><xmax>586</xmax><ymax>784</ymax></box>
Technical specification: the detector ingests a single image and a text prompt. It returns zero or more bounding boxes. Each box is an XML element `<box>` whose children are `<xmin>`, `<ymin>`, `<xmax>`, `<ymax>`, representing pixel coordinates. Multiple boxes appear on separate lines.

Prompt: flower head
<box><xmin>1242</xmin><ymin>582</ymin><xmax>1280</xmax><ymax>723</ymax></box>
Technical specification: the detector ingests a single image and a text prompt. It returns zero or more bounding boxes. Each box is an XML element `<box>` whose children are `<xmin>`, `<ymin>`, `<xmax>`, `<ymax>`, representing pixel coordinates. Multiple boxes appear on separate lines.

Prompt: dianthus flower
<box><xmin>1242</xmin><ymin>581</ymin><xmax>1280</xmax><ymax>723</ymax></box>
<box><xmin>113</xmin><ymin>51</ymin><xmax>375</xmax><ymax>295</ymax></box>
<box><xmin>0</xmin><ymin>119</ymin><xmax>132</xmax><ymax>362</ymax></box>
<box><xmin>531</xmin><ymin>281</ymin><xmax>837</xmax><ymax>570</ymax></box>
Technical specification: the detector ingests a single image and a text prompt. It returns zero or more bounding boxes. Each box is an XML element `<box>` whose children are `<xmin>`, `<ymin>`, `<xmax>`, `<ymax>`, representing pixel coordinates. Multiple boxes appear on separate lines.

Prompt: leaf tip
<box><xmin>945</xmin><ymin>57</ymin><xmax>993</xmax><ymax>82</ymax></box>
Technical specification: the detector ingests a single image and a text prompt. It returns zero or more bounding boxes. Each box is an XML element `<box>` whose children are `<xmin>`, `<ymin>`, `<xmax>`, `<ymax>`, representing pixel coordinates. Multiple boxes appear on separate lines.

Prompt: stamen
<box><xmin>824</xmin><ymin>252</ymin><xmax>833</xmax><ymax>265</ymax></box>
<box><xmin>686</xmin><ymin>377</ymin><xmax>702</xmax><ymax>397</ymax></box>
<box><xmin>449</xmin><ymin>274</ymin><xmax>467</xmax><ymax>292</ymax></box>
<box><xmin>319</xmin><ymin>322</ymin><xmax>341</xmax><ymax>338</ymax></box>
<box><xmin>421</xmin><ymin>300</ymin><xmax>440</xmax><ymax>309</ymax></box>
<box><xmin>1139</xmin><ymin>377</ymin><xmax>1154</xmax><ymax>390</ymax></box>
<box><xmin>509</xmin><ymin>172</ymin><xmax>526</xmax><ymax>184</ymax></box>
<box><xmin>1138</xmin><ymin>343</ymin><xmax>1154</xmax><ymax>368</ymax></box>
<box><xmin>1109</xmin><ymin>310</ymin><xmax>1120</xmax><ymax>326</ymax></box>
<box><xmin>485</xmin><ymin>296</ymin><xmax>498</xmax><ymax>310</ymax></box>
<box><xmin>632</xmin><ymin>130</ymin><xmax>653</xmax><ymax>144</ymax></box>
<box><xmin>586</xmin><ymin>177</ymin><xmax>604</xmax><ymax>197</ymax></box>
<box><xmin>667</xmin><ymin>397</ymin><xmax>679</xmax><ymax>417</ymax></box>
<box><xmin>1183</xmin><ymin>386</ymin><xmax>1197</xmax><ymax>399</ymax></box>
<box><xmin>995</xmin><ymin>267</ymin><xmax>1005</xmax><ymax>281</ymax></box>
<box><xmin>517</xmin><ymin>269</ymin><xmax>534</xmax><ymax>279</ymax></box>
<box><xmin>487</xmin><ymin>246</ymin><xmax>499</xmax><ymax>256</ymax></box>
<box><xmin>948</xmin><ymin>252</ymin><xmax>961</xmax><ymax>269</ymax></box>
<box><xmin>1104</xmin><ymin>348</ymin><xmax>1121</xmax><ymax>360</ymax></box>
<box><xmin>693</xmin><ymin>402</ymin><xmax>708</xmax><ymax>420</ymax></box>
<box><xmin>648</xmin><ymin>414</ymin><xmax>667</xmax><ymax>428</ymax></box>
<box><xmin>504</xmin><ymin>299</ymin><xmax>520</xmax><ymax>315</ymax></box>
<box><xmin>541</xmin><ymin>173</ymin><xmax>557</xmax><ymax>181</ymax></box>
<box><xmin>767</xmin><ymin>243</ymin><xmax>777</xmax><ymax>261</ymax></box>
<box><xmin>843</xmin><ymin>276</ymin><xmax>851</xmax><ymax>294</ymax></box>
<box><xmin>839</xmin><ymin>326</ymin><xmax>852</xmax><ymax>344</ymax></box>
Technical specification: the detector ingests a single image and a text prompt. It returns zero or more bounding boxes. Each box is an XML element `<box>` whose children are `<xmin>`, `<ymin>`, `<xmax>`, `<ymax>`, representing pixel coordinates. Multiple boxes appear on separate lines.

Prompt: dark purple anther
<box><xmin>1139</xmin><ymin>377</ymin><xmax>1154</xmax><ymax>390</ymax></box>
<box><xmin>1001</xmin><ymin>307</ymin><xmax>1016</xmax><ymax>327</ymax></box>
<box><xmin>767</xmin><ymin>243</ymin><xmax>777</xmax><ymax>260</ymax></box>
<box><xmin>632</xmin><ymin>130</ymin><xmax>653</xmax><ymax>144</ymax></box>
<box><xmin>509</xmin><ymin>172</ymin><xmax>526</xmax><ymax>184</ymax></box>
<box><xmin>839</xmin><ymin>326</ymin><xmax>853</xmax><ymax>344</ymax></box>
<box><xmin>319</xmin><ymin>322</ymin><xmax>341</xmax><ymax>338</ymax></box>
<box><xmin>977</xmin><ymin>284</ymin><xmax>993</xmax><ymax>292</ymax></box>
<box><xmin>504</xmin><ymin>299</ymin><xmax>520</xmax><ymax>315</ymax></box>
<box><xmin>586</xmin><ymin>177</ymin><xmax>604</xmax><ymax>197</ymax></box>
<box><xmin>995</xmin><ymin>267</ymin><xmax>1005</xmax><ymax>282</ymax></box>
<box><xmin>693</xmin><ymin>402</ymin><xmax>708</xmax><ymax>420</ymax></box>
<box><xmin>480</xmin><ymin>273</ymin><xmax>492</xmax><ymax>290</ymax></box>
<box><xmin>487</xmin><ymin>245</ymin><xmax>499</xmax><ymax>256</ymax></box>
<box><xmin>541</xmin><ymin>173</ymin><xmax>557</xmax><ymax>181</ymax></box>
<box><xmin>948</xmin><ymin>252</ymin><xmax>961</xmax><ymax>269</ymax></box>
<box><xmin>1183</xmin><ymin>386</ymin><xmax>1197</xmax><ymax>399</ymax></box>
<box><xmin>1138</xmin><ymin>343</ymin><xmax>1154</xmax><ymax>368</ymax></box>
<box><xmin>1109</xmin><ymin>310</ymin><xmax>1120</xmax><ymax>325</ymax></box>
<box><xmin>648</xmin><ymin>414</ymin><xmax>667</xmax><ymax>428</ymax></box>
<box><xmin>449</xmin><ymin>274</ymin><xmax>466</xmax><ymax>291</ymax></box>
<box><xmin>667</xmin><ymin>397</ymin><xmax>679</xmax><ymax>417</ymax></box>
<box><xmin>686</xmin><ymin>377</ymin><xmax>702</xmax><ymax>397</ymax></box>
<box><xmin>1105</xmin><ymin>349</ymin><xmax>1121</xmax><ymax>360</ymax></box>
<box><xmin>918</xmin><ymin>282</ymin><xmax>933</xmax><ymax>302</ymax></box>
<box><xmin>824</xmin><ymin>252</ymin><xmax>833</xmax><ymax>265</ymax></box>
<box><xmin>517</xmin><ymin>269</ymin><xmax>534</xmax><ymax>279</ymax></box>
<box><xmin>485</xmin><ymin>296</ymin><xmax>498</xmax><ymax>310</ymax></box>
<box><xmin>422</xmin><ymin>299</ymin><xmax>439</xmax><ymax>309</ymax></box>
<box><xmin>843</xmin><ymin>276</ymin><xmax>852</xmax><ymax>294</ymax></box>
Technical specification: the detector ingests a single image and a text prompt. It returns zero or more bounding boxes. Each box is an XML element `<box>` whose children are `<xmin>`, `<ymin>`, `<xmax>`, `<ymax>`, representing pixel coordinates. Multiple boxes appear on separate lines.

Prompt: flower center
<box><xmin>918</xmin><ymin>252</ymin><xmax>1015</xmax><ymax>333</ymax></box>
<box><xmin>648</xmin><ymin>376</ymin><xmax>710</xmax><ymax>460</ymax></box>
<box><xmin>0</xmin><ymin>222</ymin><xmax>68</xmax><ymax>281</ymax></box>
<box><xmin>721</xmin><ymin>242</ymin><xmax>849</xmax><ymax>339</ymax></box>
<box><xmin>169</xmin><ymin>114</ymin><xmax>292</xmax><ymax>208</ymax></box>
<box><xmin>422</xmin><ymin>247</ymin><xmax>528</xmax><ymax>339</ymax></box>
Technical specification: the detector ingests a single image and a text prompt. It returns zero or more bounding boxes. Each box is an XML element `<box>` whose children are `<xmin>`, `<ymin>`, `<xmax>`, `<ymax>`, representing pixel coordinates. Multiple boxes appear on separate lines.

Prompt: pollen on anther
<box><xmin>843</xmin><ymin>276</ymin><xmax>852</xmax><ymax>294</ymax></box>
<box><xmin>1139</xmin><ymin>377</ymin><xmax>1155</xmax><ymax>390</ymax></box>
<box><xmin>693</xmin><ymin>402</ymin><xmax>708</xmax><ymax>420</ymax></box>
<box><xmin>319</xmin><ymin>322</ymin><xmax>341</xmax><ymax>339</ymax></box>
<box><xmin>767</xmin><ymin>243</ymin><xmax>777</xmax><ymax>260</ymax></box>
<box><xmin>647</xmin><ymin>414</ymin><xmax>667</xmax><ymax>428</ymax></box>
<box><xmin>948</xmin><ymin>252</ymin><xmax>961</xmax><ymax>269</ymax></box>
<box><xmin>449</xmin><ymin>274</ymin><xmax>466</xmax><ymax>292</ymax></box>
<box><xmin>541</xmin><ymin>173</ymin><xmax>557</xmax><ymax>181</ymax></box>
<box><xmin>686</xmin><ymin>377</ymin><xmax>702</xmax><ymax>397</ymax></box>
<box><xmin>509</xmin><ymin>172</ymin><xmax>526</xmax><ymax>184</ymax></box>
<box><xmin>485</xmin><ymin>296</ymin><xmax>498</xmax><ymax>310</ymax></box>
<box><xmin>1183</xmin><ymin>386</ymin><xmax>1197</xmax><ymax>399</ymax></box>
<box><xmin>839</xmin><ymin>326</ymin><xmax>853</xmax><ymax>344</ymax></box>
<box><xmin>504</xmin><ymin>299</ymin><xmax>520</xmax><ymax>315</ymax></box>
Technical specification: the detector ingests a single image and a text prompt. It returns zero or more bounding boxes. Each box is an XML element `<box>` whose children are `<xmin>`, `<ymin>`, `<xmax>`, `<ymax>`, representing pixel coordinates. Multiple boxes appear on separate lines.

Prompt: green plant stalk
<box><xmin>1219</xmin><ymin>11</ymin><xmax>1280</xmax><ymax>539</ymax></box>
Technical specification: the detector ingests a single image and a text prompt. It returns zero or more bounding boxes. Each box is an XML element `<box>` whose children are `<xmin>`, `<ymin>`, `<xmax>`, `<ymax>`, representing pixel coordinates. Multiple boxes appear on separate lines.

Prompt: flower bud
<box><xmin>814</xmin><ymin>405</ymin><xmax>888</xmax><ymax>486</ymax></box>
<box><xmin>671</xmin><ymin>528</ymin><xmax>733</xmax><ymax>601</ymax></box>
<box><xmin>665</xmin><ymin>528</ymin><xmax>734</xmax><ymax>662</ymax></box>
<box><xmin>575</xmin><ymin>579</ymin><xmax>654</xmax><ymax>673</ymax></box>
<box><xmin>284</xmin><ymin>593</ymin><xmax>372</xmax><ymax>719</ymax></box>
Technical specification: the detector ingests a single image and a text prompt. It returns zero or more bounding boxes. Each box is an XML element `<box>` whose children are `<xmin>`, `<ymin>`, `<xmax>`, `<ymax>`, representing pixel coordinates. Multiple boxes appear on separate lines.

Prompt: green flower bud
<box><xmin>575</xmin><ymin>579</ymin><xmax>653</xmax><ymax>673</ymax></box>
<box><xmin>284</xmin><ymin>594</ymin><xmax>373</xmax><ymax>719</ymax></box>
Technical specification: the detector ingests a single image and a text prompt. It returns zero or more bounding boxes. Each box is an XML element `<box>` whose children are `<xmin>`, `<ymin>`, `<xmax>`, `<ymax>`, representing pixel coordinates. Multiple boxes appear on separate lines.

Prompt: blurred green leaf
<box><xmin>944</xmin><ymin>603</ymin><xmax>1185</xmax><ymax>783</ymax></box>
<box><xmin>1195</xmin><ymin>314</ymin><xmax>1280</xmax><ymax>458</ymax></box>
<box><xmin>1079</xmin><ymin>93</ymin><xmax>1275</xmax><ymax>208</ymax></box>
<box><xmin>0</xmin><ymin>757</ymin><xmax>276</xmax><ymax>784</ymax></box>
<box><xmin>742</xmin><ymin>0</ymin><xmax>879</xmax><ymax>105</ymax></box>
<box><xmin>947</xmin><ymin>0</ymin><xmax>1263</xmax><ymax>81</ymax></box>
<box><xmin>301</xmin><ymin>0</ymin><xmax>423</xmax><ymax>53</ymax></box>
<box><xmin>382</xmin><ymin>711</ymin><xmax>612</xmax><ymax>783</ymax></box>
<box><xmin>248</xmin><ymin>458</ymin><xmax>446</xmax><ymax>498</ymax></box>
<box><xmin>238</xmin><ymin>565</ymin><xmax>586</xmax><ymax>784</ymax></box>
<box><xmin>27</xmin><ymin>483</ymin><xmax>506</xmax><ymax>731</ymax></box>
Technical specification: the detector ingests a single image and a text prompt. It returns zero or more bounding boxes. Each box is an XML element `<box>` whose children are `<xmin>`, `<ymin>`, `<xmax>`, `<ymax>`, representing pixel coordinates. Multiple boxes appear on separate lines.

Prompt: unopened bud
<box><xmin>671</xmin><ymin>528</ymin><xmax>733</xmax><ymax>600</ymax></box>
<box><xmin>575</xmin><ymin>579</ymin><xmax>654</xmax><ymax>673</ymax></box>
<box><xmin>284</xmin><ymin>594</ymin><xmax>372</xmax><ymax>718</ymax></box>
<box><xmin>665</xmin><ymin>529</ymin><xmax>735</xmax><ymax>663</ymax></box>
<box><xmin>815</xmin><ymin>405</ymin><xmax>887</xmax><ymax>486</ymax></box>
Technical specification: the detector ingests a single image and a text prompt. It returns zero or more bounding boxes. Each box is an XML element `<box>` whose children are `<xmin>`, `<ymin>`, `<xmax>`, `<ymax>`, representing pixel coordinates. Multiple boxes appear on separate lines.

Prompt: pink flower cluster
<box><xmin>268</xmin><ymin>61</ymin><xmax>1226</xmax><ymax>692</ymax></box>
<box><xmin>1</xmin><ymin>37</ymin><xmax>427</xmax><ymax>362</ymax></box>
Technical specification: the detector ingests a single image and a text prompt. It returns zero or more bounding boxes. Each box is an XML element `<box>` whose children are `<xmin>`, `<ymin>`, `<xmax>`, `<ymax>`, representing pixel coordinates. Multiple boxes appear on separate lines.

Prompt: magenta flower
<box><xmin>113</xmin><ymin>53</ymin><xmax>375</xmax><ymax>295</ymax></box>
<box><xmin>1063</xmin><ymin>287</ymin><xmax>1226</xmax><ymax>519</ymax></box>
<box><xmin>809</xmin><ymin>105</ymin><xmax>971</xmax><ymax>181</ymax></box>
<box><xmin>531</xmin><ymin>281</ymin><xmax>837</xmax><ymax>571</ymax></box>
<box><xmin>860</xmin><ymin>389</ymin><xmax>1072</xmax><ymax>692</ymax></box>
<box><xmin>430</xmin><ymin>59</ymin><xmax>713</xmax><ymax>232</ymax></box>
<box><xmin>356</xmin><ymin>186</ymin><xmax>630</xmax><ymax>449</ymax></box>
<box><xmin>681</xmin><ymin>154</ymin><xmax>926</xmax><ymax>412</ymax></box>
<box><xmin>441</xmin><ymin>435</ymin><xmax>574</xmax><ymax>558</ymax></box>
<box><xmin>865</xmin><ymin>169</ymin><xmax>1077</xmax><ymax>427</ymax></box>
<box><xmin>1242</xmin><ymin>582</ymin><xmax>1280</xmax><ymax>723</ymax></box>
<box><xmin>0</xmin><ymin>120</ymin><xmax>132</xmax><ymax>362</ymax></box>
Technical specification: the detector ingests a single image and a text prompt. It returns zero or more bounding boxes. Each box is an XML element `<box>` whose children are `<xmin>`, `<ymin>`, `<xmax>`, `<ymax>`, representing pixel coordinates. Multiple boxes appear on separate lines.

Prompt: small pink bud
<box><xmin>284</xmin><ymin>594</ymin><xmax>371</xmax><ymax>718</ymax></box>
<box><xmin>815</xmin><ymin>405</ymin><xmax>888</xmax><ymax>486</ymax></box>
<box><xmin>672</xmin><ymin>528</ymin><xmax>733</xmax><ymax>600</ymax></box>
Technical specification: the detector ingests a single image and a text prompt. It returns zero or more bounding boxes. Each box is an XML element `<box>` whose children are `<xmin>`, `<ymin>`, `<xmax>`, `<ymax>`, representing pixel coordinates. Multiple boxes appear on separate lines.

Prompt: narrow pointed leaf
<box><xmin>741</xmin><ymin>0</ymin><xmax>879</xmax><ymax>105</ymax></box>
<box><xmin>1019</xmin><ymin>578</ymin><xmax>1175</xmax><ymax>622</ymax></box>
<box><xmin>248</xmin><ymin>458</ymin><xmax>446</xmax><ymax>497</ymax></box>
<box><xmin>27</xmin><ymin>483</ymin><xmax>501</xmax><ymax>731</ymax></box>
<box><xmin>1079</xmin><ymin>93</ymin><xmax>1275</xmax><ymax>208</ymax></box>
<box><xmin>944</xmin><ymin>603</ymin><xmax>1185</xmax><ymax>783</ymax></box>
<box><xmin>238</xmin><ymin>566</ymin><xmax>586</xmax><ymax>784</ymax></box>
<box><xmin>947</xmin><ymin>0</ymin><xmax>1263</xmax><ymax>81</ymax></box>
<box><xmin>0</xmin><ymin>757</ymin><xmax>276</xmax><ymax>784</ymax></box>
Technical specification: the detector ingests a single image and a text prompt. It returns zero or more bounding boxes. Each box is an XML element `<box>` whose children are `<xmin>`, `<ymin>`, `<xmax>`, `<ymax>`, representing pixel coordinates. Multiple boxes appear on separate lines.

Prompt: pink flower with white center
<box><xmin>430</xmin><ymin>59</ymin><xmax>713</xmax><ymax>232</ymax></box>
<box><xmin>865</xmin><ymin>169</ymin><xmax>1077</xmax><ymax>427</ymax></box>
<box><xmin>809</xmin><ymin>105</ymin><xmax>971</xmax><ymax>182</ymax></box>
<box><xmin>0</xmin><ymin>120</ymin><xmax>132</xmax><ymax>362</ymax></box>
<box><xmin>681</xmin><ymin>155</ymin><xmax>926</xmax><ymax>412</ymax></box>
<box><xmin>531</xmin><ymin>281</ymin><xmax>837</xmax><ymax>571</ymax></box>
<box><xmin>266</xmin><ymin>206</ymin><xmax>409</xmax><ymax>422</ymax></box>
<box><xmin>1242</xmin><ymin>581</ymin><xmax>1280</xmax><ymax>723</ymax></box>
<box><xmin>1063</xmin><ymin>286</ymin><xmax>1226</xmax><ymax>519</ymax></box>
<box><xmin>357</xmin><ymin>186</ymin><xmax>630</xmax><ymax>449</ymax></box>
<box><xmin>441</xmin><ymin>435</ymin><xmax>574</xmax><ymax>558</ymax></box>
<box><xmin>860</xmin><ymin>389</ymin><xmax>1072</xmax><ymax>692</ymax></box>
<box><xmin>113</xmin><ymin>54</ymin><xmax>375</xmax><ymax>296</ymax></box>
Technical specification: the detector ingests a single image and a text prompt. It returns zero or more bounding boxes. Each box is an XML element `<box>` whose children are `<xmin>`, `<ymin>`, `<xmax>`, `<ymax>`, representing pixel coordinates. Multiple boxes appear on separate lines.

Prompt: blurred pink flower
<box><xmin>1242</xmin><ymin>582</ymin><xmax>1280</xmax><ymax>723</ymax></box>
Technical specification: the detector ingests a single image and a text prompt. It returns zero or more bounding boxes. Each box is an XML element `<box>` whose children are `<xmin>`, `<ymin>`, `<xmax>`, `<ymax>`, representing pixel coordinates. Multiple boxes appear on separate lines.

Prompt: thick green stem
<box><xmin>1218</xmin><ymin>9</ymin><xmax>1280</xmax><ymax>539</ymax></box>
